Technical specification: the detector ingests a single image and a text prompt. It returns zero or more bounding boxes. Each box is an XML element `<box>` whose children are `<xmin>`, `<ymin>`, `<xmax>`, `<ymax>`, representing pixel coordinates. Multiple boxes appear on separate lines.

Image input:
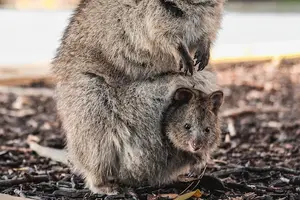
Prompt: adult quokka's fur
<box><xmin>55</xmin><ymin>70</ymin><xmax>223</xmax><ymax>194</ymax></box>
<box><xmin>52</xmin><ymin>0</ymin><xmax>225</xmax><ymax>83</ymax></box>
<box><xmin>52</xmin><ymin>0</ymin><xmax>225</xmax><ymax>194</ymax></box>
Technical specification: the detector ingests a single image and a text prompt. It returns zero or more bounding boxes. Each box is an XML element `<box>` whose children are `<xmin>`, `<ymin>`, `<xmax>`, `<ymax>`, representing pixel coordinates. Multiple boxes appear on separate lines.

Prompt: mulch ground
<box><xmin>1</xmin><ymin>58</ymin><xmax>300</xmax><ymax>200</ymax></box>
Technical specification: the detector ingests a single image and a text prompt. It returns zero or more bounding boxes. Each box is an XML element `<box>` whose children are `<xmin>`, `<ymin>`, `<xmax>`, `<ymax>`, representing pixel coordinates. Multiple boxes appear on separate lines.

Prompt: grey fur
<box><xmin>55</xmin><ymin>71</ymin><xmax>223</xmax><ymax>194</ymax></box>
<box><xmin>52</xmin><ymin>0</ymin><xmax>225</xmax><ymax>194</ymax></box>
<box><xmin>52</xmin><ymin>0</ymin><xmax>225</xmax><ymax>82</ymax></box>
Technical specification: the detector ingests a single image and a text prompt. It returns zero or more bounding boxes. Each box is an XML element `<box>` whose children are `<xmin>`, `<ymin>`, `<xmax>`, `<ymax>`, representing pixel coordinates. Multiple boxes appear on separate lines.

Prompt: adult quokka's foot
<box><xmin>86</xmin><ymin>176</ymin><xmax>120</xmax><ymax>195</ymax></box>
<box><xmin>89</xmin><ymin>183</ymin><xmax>120</xmax><ymax>195</ymax></box>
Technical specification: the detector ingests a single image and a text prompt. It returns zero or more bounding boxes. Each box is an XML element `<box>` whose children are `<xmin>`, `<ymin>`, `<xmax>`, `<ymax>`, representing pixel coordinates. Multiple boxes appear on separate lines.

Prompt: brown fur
<box><xmin>163</xmin><ymin>88</ymin><xmax>223</xmax><ymax>175</ymax></box>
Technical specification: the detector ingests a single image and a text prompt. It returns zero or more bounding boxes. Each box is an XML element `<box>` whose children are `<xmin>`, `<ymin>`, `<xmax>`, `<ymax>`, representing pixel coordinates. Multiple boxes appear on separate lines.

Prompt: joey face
<box><xmin>164</xmin><ymin>88</ymin><xmax>224</xmax><ymax>155</ymax></box>
<box><xmin>184</xmin><ymin>109</ymin><xmax>219</xmax><ymax>153</ymax></box>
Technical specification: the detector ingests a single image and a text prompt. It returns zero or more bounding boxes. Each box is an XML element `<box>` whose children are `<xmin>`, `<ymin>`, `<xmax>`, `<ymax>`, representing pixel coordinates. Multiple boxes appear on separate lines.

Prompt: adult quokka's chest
<box><xmin>179</xmin><ymin>16</ymin><xmax>210</xmax><ymax>46</ymax></box>
<box><xmin>181</xmin><ymin>6</ymin><xmax>221</xmax><ymax>41</ymax></box>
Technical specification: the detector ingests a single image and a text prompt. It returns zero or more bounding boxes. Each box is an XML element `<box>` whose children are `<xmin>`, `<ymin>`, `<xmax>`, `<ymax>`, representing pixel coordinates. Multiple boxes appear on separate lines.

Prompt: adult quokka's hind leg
<box><xmin>56</xmin><ymin>74</ymin><xmax>121</xmax><ymax>195</ymax></box>
<box><xmin>77</xmin><ymin>141</ymin><xmax>121</xmax><ymax>195</ymax></box>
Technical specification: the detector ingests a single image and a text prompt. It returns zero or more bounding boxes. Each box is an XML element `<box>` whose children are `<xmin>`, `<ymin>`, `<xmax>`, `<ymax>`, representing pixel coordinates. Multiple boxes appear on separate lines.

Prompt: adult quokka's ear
<box><xmin>208</xmin><ymin>90</ymin><xmax>224</xmax><ymax>114</ymax></box>
<box><xmin>173</xmin><ymin>88</ymin><xmax>195</xmax><ymax>105</ymax></box>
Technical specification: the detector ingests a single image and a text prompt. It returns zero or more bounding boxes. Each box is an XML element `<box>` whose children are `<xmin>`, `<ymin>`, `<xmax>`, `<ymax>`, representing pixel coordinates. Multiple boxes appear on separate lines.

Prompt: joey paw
<box><xmin>194</xmin><ymin>42</ymin><xmax>211</xmax><ymax>71</ymax></box>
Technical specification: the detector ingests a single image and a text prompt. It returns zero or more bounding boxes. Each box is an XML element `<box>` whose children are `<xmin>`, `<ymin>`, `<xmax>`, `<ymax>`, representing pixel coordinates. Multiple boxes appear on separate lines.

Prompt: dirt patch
<box><xmin>1</xmin><ymin>58</ymin><xmax>300</xmax><ymax>199</ymax></box>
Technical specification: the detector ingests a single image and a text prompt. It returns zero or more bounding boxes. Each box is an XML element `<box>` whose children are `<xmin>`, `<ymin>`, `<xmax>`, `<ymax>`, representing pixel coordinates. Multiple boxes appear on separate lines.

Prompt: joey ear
<box><xmin>173</xmin><ymin>88</ymin><xmax>195</xmax><ymax>104</ymax></box>
<box><xmin>209</xmin><ymin>90</ymin><xmax>224</xmax><ymax>114</ymax></box>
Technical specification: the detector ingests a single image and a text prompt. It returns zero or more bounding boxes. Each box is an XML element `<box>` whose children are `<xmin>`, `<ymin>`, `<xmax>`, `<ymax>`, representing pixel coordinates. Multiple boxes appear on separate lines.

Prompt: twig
<box><xmin>178</xmin><ymin>174</ymin><xmax>226</xmax><ymax>193</ymax></box>
<box><xmin>191</xmin><ymin>165</ymin><xmax>207</xmax><ymax>191</ymax></box>
<box><xmin>221</xmin><ymin>82</ymin><xmax>265</xmax><ymax>90</ymax></box>
<box><xmin>255</xmin><ymin>185</ymin><xmax>285</xmax><ymax>194</ymax></box>
<box><xmin>0</xmin><ymin>175</ymin><xmax>49</xmax><ymax>187</ymax></box>
<box><xmin>282</xmin><ymin>120</ymin><xmax>300</xmax><ymax>129</ymax></box>
<box><xmin>246</xmin><ymin>166</ymin><xmax>300</xmax><ymax>175</ymax></box>
<box><xmin>178</xmin><ymin>182</ymin><xmax>194</xmax><ymax>195</ymax></box>
<box><xmin>221</xmin><ymin>106</ymin><xmax>289</xmax><ymax>118</ymax></box>
<box><xmin>0</xmin><ymin>161</ymin><xmax>22</xmax><ymax>168</ymax></box>
<box><xmin>0</xmin><ymin>108</ymin><xmax>36</xmax><ymax>117</ymax></box>
<box><xmin>0</xmin><ymin>86</ymin><xmax>53</xmax><ymax>97</ymax></box>
<box><xmin>0</xmin><ymin>146</ymin><xmax>32</xmax><ymax>153</ymax></box>
<box><xmin>227</xmin><ymin>118</ymin><xmax>236</xmax><ymax>137</ymax></box>
<box><xmin>225</xmin><ymin>182</ymin><xmax>264</xmax><ymax>194</ymax></box>
<box><xmin>52</xmin><ymin>188</ymin><xmax>90</xmax><ymax>198</ymax></box>
<box><xmin>212</xmin><ymin>166</ymin><xmax>300</xmax><ymax>178</ymax></box>
<box><xmin>14</xmin><ymin>189</ymin><xmax>26</xmax><ymax>198</ymax></box>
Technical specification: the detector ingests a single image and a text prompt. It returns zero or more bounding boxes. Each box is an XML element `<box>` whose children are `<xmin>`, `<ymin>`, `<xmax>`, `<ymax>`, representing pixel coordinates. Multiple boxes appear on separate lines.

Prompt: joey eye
<box><xmin>184</xmin><ymin>123</ymin><xmax>192</xmax><ymax>130</ymax></box>
<box><xmin>204</xmin><ymin>127</ymin><xmax>210</xmax><ymax>134</ymax></box>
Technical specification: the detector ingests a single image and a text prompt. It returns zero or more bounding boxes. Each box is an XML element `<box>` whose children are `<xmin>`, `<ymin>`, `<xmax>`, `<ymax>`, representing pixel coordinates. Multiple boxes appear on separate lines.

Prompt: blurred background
<box><xmin>0</xmin><ymin>0</ymin><xmax>300</xmax><ymax>69</ymax></box>
<box><xmin>1</xmin><ymin>1</ymin><xmax>300</xmax><ymax>199</ymax></box>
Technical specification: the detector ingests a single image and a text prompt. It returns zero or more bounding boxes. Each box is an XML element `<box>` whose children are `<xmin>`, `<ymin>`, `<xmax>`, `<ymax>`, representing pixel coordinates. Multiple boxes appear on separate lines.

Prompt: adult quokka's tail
<box><xmin>27</xmin><ymin>136</ymin><xmax>68</xmax><ymax>165</ymax></box>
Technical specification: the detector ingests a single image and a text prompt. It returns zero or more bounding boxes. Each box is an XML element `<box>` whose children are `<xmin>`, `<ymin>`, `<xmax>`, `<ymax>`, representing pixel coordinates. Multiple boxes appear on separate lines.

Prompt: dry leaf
<box><xmin>175</xmin><ymin>189</ymin><xmax>202</xmax><ymax>200</ymax></box>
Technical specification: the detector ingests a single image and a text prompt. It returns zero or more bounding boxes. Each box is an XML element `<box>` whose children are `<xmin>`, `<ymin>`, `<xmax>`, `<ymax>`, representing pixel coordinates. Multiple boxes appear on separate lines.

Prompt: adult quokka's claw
<box><xmin>178</xmin><ymin>43</ymin><xmax>194</xmax><ymax>76</ymax></box>
<box><xmin>179</xmin><ymin>58</ymin><xmax>194</xmax><ymax>76</ymax></box>
<box><xmin>179</xmin><ymin>60</ymin><xmax>183</xmax><ymax>70</ymax></box>
<box><xmin>185</xmin><ymin>58</ymin><xmax>194</xmax><ymax>76</ymax></box>
<box><xmin>194</xmin><ymin>42</ymin><xmax>211</xmax><ymax>71</ymax></box>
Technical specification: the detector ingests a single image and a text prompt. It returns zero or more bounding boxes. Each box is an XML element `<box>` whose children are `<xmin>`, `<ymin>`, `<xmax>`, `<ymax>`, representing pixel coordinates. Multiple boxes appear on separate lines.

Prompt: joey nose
<box><xmin>192</xmin><ymin>141</ymin><xmax>201</xmax><ymax>151</ymax></box>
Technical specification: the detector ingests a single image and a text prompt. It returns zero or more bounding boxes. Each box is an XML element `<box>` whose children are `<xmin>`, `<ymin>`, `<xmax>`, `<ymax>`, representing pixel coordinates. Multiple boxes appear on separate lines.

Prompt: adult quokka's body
<box><xmin>55</xmin><ymin>71</ymin><xmax>223</xmax><ymax>194</ymax></box>
<box><xmin>52</xmin><ymin>0</ymin><xmax>225</xmax><ymax>194</ymax></box>
<box><xmin>52</xmin><ymin>0</ymin><xmax>225</xmax><ymax>83</ymax></box>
